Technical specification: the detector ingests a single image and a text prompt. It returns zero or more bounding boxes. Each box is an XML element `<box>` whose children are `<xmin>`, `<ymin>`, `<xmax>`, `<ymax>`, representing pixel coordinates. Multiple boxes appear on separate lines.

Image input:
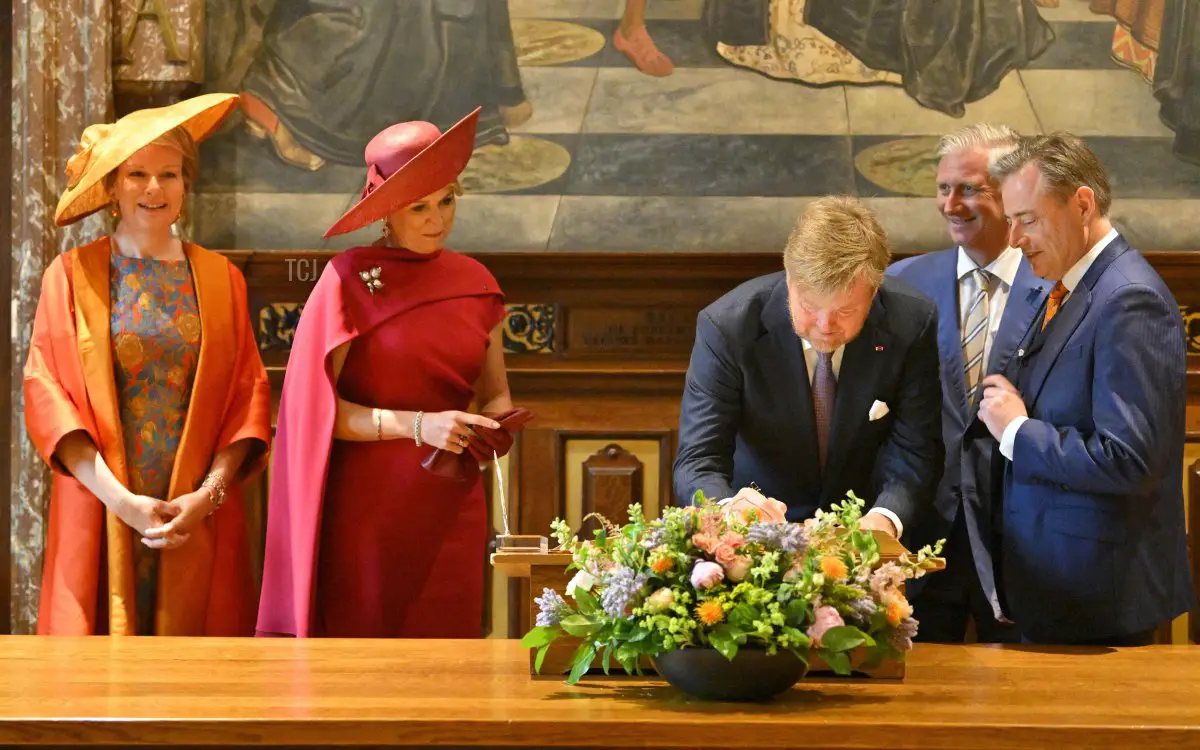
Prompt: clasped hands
<box><xmin>118</xmin><ymin>487</ymin><xmax>217</xmax><ymax>550</ymax></box>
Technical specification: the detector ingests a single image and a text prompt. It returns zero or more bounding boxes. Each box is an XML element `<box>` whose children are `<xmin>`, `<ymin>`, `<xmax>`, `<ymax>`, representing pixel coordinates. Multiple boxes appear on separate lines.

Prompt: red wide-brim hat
<box><xmin>323</xmin><ymin>107</ymin><xmax>480</xmax><ymax>239</ymax></box>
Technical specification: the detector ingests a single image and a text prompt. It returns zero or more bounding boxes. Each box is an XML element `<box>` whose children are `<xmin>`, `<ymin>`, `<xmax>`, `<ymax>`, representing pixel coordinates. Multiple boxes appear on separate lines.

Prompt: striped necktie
<box><xmin>962</xmin><ymin>268</ymin><xmax>992</xmax><ymax>403</ymax></box>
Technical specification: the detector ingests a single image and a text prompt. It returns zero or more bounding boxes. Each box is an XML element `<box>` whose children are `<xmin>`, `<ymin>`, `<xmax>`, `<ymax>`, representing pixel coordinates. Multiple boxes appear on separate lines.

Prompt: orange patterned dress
<box><xmin>109</xmin><ymin>254</ymin><xmax>201</xmax><ymax>635</ymax></box>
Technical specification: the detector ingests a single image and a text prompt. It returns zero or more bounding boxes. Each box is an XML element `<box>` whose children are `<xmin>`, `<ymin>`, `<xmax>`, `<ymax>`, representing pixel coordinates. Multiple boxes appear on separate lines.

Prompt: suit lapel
<box><xmin>930</xmin><ymin>252</ymin><xmax>968</xmax><ymax>412</ymax></box>
<box><xmin>758</xmin><ymin>280</ymin><xmax>822</xmax><ymax>486</ymax></box>
<box><xmin>975</xmin><ymin>260</ymin><xmax>1046</xmax><ymax>420</ymax></box>
<box><xmin>823</xmin><ymin>296</ymin><xmax>892</xmax><ymax>497</ymax></box>
<box><xmin>1021</xmin><ymin>237</ymin><xmax>1130</xmax><ymax>406</ymax></box>
<box><xmin>987</xmin><ymin>260</ymin><xmax>1046</xmax><ymax>376</ymax></box>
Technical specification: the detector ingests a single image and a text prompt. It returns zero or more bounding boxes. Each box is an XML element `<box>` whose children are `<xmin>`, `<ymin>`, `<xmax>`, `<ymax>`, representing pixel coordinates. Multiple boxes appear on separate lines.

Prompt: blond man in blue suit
<box><xmin>889</xmin><ymin>123</ymin><xmax>1046</xmax><ymax>643</ymax></box>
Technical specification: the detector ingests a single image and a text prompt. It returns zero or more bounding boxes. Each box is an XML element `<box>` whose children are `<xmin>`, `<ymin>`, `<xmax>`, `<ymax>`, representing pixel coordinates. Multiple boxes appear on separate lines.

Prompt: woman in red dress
<box><xmin>258</xmin><ymin>108</ymin><xmax>520</xmax><ymax>637</ymax></box>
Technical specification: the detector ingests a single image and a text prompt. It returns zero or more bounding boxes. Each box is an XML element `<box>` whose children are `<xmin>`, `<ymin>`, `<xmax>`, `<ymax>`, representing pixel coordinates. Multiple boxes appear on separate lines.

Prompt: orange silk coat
<box><xmin>23</xmin><ymin>237</ymin><xmax>272</xmax><ymax>635</ymax></box>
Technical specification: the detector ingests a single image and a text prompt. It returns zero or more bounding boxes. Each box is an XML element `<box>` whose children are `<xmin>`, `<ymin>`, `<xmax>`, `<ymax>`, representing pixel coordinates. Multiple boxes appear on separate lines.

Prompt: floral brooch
<box><xmin>359</xmin><ymin>266</ymin><xmax>384</xmax><ymax>295</ymax></box>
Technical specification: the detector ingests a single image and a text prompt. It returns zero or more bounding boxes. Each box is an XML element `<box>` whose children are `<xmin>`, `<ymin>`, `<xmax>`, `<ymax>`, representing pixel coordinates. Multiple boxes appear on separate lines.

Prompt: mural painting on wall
<box><xmin>188</xmin><ymin>0</ymin><xmax>1200</xmax><ymax>252</ymax></box>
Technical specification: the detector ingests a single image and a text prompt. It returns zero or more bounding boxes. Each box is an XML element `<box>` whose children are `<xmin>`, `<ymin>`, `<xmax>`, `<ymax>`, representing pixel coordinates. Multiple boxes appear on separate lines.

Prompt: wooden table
<box><xmin>0</xmin><ymin>637</ymin><xmax>1196</xmax><ymax>749</ymax></box>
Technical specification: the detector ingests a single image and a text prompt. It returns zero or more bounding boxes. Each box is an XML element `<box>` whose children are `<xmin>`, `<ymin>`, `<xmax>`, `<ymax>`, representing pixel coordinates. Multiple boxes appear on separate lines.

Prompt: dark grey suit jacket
<box><xmin>672</xmin><ymin>272</ymin><xmax>944</xmax><ymax>535</ymax></box>
<box><xmin>888</xmin><ymin>249</ymin><xmax>1046</xmax><ymax>614</ymax></box>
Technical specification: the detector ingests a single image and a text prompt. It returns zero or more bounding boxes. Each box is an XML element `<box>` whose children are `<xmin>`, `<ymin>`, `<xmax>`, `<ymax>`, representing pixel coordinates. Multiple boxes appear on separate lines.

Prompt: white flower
<box><xmin>566</xmin><ymin>570</ymin><xmax>596</xmax><ymax>599</ymax></box>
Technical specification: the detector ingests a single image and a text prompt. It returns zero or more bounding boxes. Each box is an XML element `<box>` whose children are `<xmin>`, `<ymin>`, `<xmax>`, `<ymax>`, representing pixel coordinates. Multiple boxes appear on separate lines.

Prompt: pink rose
<box><xmin>690</xmin><ymin>560</ymin><xmax>725</xmax><ymax>590</ymax></box>
<box><xmin>724</xmin><ymin>487</ymin><xmax>788</xmax><ymax>525</ymax></box>
<box><xmin>720</xmin><ymin>532</ymin><xmax>745</xmax><ymax>549</ymax></box>
<box><xmin>806</xmin><ymin>605</ymin><xmax>845</xmax><ymax>647</ymax></box>
<box><xmin>725</xmin><ymin>555</ymin><xmax>752</xmax><ymax>582</ymax></box>
<box><xmin>691</xmin><ymin>532</ymin><xmax>719</xmax><ymax>555</ymax></box>
<box><xmin>713</xmin><ymin>543</ymin><xmax>738</xmax><ymax>566</ymax></box>
<box><xmin>647</xmin><ymin>587</ymin><xmax>674</xmax><ymax>612</ymax></box>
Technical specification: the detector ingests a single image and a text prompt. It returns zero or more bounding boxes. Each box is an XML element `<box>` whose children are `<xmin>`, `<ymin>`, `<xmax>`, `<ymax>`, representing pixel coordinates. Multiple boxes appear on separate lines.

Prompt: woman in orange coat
<box><xmin>23</xmin><ymin>93</ymin><xmax>272</xmax><ymax>636</ymax></box>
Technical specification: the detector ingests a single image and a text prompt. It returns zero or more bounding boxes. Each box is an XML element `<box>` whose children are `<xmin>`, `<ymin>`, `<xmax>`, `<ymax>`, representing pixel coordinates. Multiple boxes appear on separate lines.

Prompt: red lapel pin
<box><xmin>875</xmin><ymin>345</ymin><xmax>884</xmax><ymax>352</ymax></box>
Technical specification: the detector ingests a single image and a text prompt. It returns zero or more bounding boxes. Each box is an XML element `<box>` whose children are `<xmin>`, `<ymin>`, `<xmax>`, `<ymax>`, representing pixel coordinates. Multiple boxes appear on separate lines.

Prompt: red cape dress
<box><xmin>257</xmin><ymin>245</ymin><xmax>503</xmax><ymax>637</ymax></box>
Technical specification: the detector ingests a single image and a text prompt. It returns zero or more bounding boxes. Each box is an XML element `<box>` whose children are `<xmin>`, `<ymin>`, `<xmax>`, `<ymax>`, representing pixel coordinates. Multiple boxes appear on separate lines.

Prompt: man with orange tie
<box><xmin>979</xmin><ymin>133</ymin><xmax>1194</xmax><ymax>645</ymax></box>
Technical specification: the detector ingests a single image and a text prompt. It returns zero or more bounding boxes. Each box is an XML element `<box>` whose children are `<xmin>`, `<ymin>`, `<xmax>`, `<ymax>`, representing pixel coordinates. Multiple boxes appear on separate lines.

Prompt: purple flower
<box><xmin>641</xmin><ymin>526</ymin><xmax>666</xmax><ymax>549</ymax></box>
<box><xmin>600</xmin><ymin>566</ymin><xmax>648</xmax><ymax>617</ymax></box>
<box><xmin>746</xmin><ymin>522</ymin><xmax>808</xmax><ymax>555</ymax></box>
<box><xmin>535</xmin><ymin>587</ymin><xmax>569</xmax><ymax>627</ymax></box>
<box><xmin>847</xmin><ymin>595</ymin><xmax>877</xmax><ymax>626</ymax></box>
<box><xmin>890</xmin><ymin>616</ymin><xmax>919</xmax><ymax>651</ymax></box>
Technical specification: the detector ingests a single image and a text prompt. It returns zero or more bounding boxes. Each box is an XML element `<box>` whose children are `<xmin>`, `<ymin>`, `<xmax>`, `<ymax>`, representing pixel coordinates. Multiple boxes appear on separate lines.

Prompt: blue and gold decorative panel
<box><xmin>504</xmin><ymin>303</ymin><xmax>555</xmax><ymax>354</ymax></box>
<box><xmin>259</xmin><ymin>302</ymin><xmax>305</xmax><ymax>352</ymax></box>
<box><xmin>1184</xmin><ymin>306</ymin><xmax>1200</xmax><ymax>355</ymax></box>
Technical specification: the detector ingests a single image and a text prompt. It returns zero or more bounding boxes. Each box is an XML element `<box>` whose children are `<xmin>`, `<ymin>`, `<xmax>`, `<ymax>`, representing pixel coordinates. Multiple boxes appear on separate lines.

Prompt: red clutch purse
<box><xmin>421</xmin><ymin>407</ymin><xmax>534</xmax><ymax>481</ymax></box>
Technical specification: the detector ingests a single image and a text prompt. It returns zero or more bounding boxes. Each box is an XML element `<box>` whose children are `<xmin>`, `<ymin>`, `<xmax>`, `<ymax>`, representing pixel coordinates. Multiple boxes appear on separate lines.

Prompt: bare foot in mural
<box><xmin>615</xmin><ymin>0</ymin><xmax>674</xmax><ymax>77</ymax></box>
<box><xmin>502</xmin><ymin>100</ymin><xmax>534</xmax><ymax>128</ymax></box>
<box><xmin>239</xmin><ymin>92</ymin><xmax>326</xmax><ymax>172</ymax></box>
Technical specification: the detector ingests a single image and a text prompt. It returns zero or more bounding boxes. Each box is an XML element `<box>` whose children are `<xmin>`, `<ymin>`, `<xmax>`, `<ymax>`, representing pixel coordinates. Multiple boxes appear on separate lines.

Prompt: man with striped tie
<box><xmin>978</xmin><ymin>133</ymin><xmax>1193</xmax><ymax>645</ymax></box>
<box><xmin>888</xmin><ymin>124</ymin><xmax>1047</xmax><ymax>643</ymax></box>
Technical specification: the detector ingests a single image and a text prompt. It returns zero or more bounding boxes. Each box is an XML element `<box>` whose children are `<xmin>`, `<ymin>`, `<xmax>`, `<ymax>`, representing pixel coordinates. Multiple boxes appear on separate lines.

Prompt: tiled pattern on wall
<box><xmin>257</xmin><ymin>302</ymin><xmax>558</xmax><ymax>355</ymax></box>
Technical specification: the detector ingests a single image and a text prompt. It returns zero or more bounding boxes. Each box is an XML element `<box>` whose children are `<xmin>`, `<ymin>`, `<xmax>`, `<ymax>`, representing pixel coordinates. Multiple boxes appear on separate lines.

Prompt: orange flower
<box><xmin>883</xmin><ymin>592</ymin><xmax>913</xmax><ymax>627</ymax></box>
<box><xmin>820</xmin><ymin>555</ymin><xmax>849</xmax><ymax>581</ymax></box>
<box><xmin>695</xmin><ymin>600</ymin><xmax>724</xmax><ymax>626</ymax></box>
<box><xmin>650</xmin><ymin>556</ymin><xmax>674</xmax><ymax>574</ymax></box>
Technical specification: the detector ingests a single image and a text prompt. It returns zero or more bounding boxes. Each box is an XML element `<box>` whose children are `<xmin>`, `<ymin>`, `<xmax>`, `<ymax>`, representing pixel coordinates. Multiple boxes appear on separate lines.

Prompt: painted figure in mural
<box><xmin>206</xmin><ymin>0</ymin><xmax>530</xmax><ymax>171</ymax></box>
<box><xmin>258</xmin><ymin>108</ymin><xmax>528</xmax><ymax>638</ymax></box>
<box><xmin>1079</xmin><ymin>0</ymin><xmax>1200</xmax><ymax>165</ymax></box>
<box><xmin>887</xmin><ymin>124</ymin><xmax>1046</xmax><ymax>644</ymax></box>
<box><xmin>24</xmin><ymin>94</ymin><xmax>272</xmax><ymax>636</ymax></box>
<box><xmin>614</xmin><ymin>0</ymin><xmax>674</xmax><ymax>77</ymax></box>
<box><xmin>1143</xmin><ymin>1</ymin><xmax>1200</xmax><ymax>165</ymax></box>
<box><xmin>713</xmin><ymin>0</ymin><xmax>1054</xmax><ymax>117</ymax></box>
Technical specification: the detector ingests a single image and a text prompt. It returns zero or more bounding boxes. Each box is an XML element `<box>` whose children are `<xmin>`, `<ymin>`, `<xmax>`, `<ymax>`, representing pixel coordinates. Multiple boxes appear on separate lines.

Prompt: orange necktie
<box><xmin>1041</xmin><ymin>282</ymin><xmax>1069</xmax><ymax>331</ymax></box>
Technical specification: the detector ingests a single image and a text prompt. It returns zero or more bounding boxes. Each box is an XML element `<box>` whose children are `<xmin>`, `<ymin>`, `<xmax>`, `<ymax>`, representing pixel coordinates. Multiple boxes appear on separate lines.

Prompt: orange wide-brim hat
<box><xmin>54</xmin><ymin>92</ymin><xmax>240</xmax><ymax>227</ymax></box>
<box><xmin>323</xmin><ymin>107</ymin><xmax>480</xmax><ymax>239</ymax></box>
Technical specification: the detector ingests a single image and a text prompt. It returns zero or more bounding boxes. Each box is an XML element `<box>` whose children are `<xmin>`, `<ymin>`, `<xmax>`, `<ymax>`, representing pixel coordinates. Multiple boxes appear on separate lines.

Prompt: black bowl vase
<box><xmin>653</xmin><ymin>647</ymin><xmax>807</xmax><ymax>701</ymax></box>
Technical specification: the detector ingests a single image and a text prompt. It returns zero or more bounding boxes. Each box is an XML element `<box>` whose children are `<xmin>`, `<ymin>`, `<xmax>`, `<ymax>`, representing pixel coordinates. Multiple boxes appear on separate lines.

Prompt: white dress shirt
<box><xmin>998</xmin><ymin>227</ymin><xmax>1120</xmax><ymax>460</ymax></box>
<box><xmin>957</xmin><ymin>245</ymin><xmax>1023</xmax><ymax>376</ymax></box>
<box><xmin>799</xmin><ymin>338</ymin><xmax>904</xmax><ymax>537</ymax></box>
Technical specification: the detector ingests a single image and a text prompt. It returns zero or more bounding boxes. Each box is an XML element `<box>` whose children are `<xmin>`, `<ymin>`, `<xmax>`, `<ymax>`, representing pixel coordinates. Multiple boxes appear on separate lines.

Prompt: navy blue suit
<box><xmin>1001</xmin><ymin>235</ymin><xmax>1194</xmax><ymax>642</ymax></box>
<box><xmin>888</xmin><ymin>250</ymin><xmax>1046</xmax><ymax>639</ymax></box>
<box><xmin>672</xmin><ymin>273</ymin><xmax>944</xmax><ymax>533</ymax></box>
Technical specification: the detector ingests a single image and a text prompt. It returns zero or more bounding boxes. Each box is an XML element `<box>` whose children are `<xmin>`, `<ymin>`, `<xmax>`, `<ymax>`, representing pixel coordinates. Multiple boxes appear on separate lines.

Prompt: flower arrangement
<box><xmin>521</xmin><ymin>487</ymin><xmax>944</xmax><ymax>685</ymax></box>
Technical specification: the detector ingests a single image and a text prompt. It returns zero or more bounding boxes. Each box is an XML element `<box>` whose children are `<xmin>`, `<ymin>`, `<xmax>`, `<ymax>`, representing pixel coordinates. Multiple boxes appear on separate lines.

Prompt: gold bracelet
<box><xmin>373</xmin><ymin>408</ymin><xmax>383</xmax><ymax>441</ymax></box>
<box><xmin>200</xmin><ymin>473</ymin><xmax>228</xmax><ymax>512</ymax></box>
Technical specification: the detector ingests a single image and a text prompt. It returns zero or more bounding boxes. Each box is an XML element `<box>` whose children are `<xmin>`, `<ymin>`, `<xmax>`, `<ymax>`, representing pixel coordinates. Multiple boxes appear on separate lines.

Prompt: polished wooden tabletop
<box><xmin>0</xmin><ymin>636</ymin><xmax>1196</xmax><ymax>748</ymax></box>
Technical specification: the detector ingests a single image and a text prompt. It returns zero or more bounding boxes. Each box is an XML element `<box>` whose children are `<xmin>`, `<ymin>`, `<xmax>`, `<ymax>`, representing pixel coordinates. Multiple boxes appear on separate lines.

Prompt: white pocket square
<box><xmin>868</xmin><ymin>400</ymin><xmax>890</xmax><ymax>421</ymax></box>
